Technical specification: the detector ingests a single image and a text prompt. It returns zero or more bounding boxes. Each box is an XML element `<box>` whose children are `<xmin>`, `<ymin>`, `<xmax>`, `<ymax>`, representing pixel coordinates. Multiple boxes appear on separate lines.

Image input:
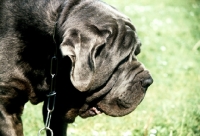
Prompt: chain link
<box><xmin>38</xmin><ymin>56</ymin><xmax>58</xmax><ymax>136</ymax></box>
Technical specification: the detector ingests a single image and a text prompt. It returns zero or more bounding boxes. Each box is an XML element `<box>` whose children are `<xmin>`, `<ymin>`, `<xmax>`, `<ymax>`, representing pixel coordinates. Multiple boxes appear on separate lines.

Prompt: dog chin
<box><xmin>78</xmin><ymin>81</ymin><xmax>146</xmax><ymax>118</ymax></box>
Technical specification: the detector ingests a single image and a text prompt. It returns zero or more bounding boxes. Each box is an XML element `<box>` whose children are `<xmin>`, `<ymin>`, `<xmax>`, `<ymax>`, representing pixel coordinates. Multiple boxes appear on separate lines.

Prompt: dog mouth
<box><xmin>78</xmin><ymin>60</ymin><xmax>153</xmax><ymax>118</ymax></box>
<box><xmin>78</xmin><ymin>81</ymin><xmax>147</xmax><ymax>118</ymax></box>
<box><xmin>78</xmin><ymin>80</ymin><xmax>147</xmax><ymax>118</ymax></box>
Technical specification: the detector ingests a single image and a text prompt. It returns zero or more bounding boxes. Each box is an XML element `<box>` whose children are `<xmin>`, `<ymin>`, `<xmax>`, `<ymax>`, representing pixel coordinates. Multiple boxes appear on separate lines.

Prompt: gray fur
<box><xmin>0</xmin><ymin>0</ymin><xmax>153</xmax><ymax>135</ymax></box>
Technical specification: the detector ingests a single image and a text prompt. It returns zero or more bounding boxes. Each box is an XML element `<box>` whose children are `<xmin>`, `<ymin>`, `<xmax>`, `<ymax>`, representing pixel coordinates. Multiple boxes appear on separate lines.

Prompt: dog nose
<box><xmin>141</xmin><ymin>77</ymin><xmax>153</xmax><ymax>88</ymax></box>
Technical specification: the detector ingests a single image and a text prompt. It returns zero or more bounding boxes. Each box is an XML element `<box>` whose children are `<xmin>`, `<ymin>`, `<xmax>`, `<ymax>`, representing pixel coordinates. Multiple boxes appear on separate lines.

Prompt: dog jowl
<box><xmin>0</xmin><ymin>0</ymin><xmax>153</xmax><ymax>135</ymax></box>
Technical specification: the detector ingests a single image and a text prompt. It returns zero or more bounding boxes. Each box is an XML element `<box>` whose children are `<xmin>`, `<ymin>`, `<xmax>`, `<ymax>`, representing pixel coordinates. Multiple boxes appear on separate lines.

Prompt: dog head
<box><xmin>57</xmin><ymin>0</ymin><xmax>153</xmax><ymax>118</ymax></box>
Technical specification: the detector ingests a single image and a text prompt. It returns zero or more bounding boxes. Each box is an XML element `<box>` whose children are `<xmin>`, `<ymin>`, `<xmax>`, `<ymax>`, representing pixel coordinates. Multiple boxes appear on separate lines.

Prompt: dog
<box><xmin>0</xmin><ymin>0</ymin><xmax>153</xmax><ymax>135</ymax></box>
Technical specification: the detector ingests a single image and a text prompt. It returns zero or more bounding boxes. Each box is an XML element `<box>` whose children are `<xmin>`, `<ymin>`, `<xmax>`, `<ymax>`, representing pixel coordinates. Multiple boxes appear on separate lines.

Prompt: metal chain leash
<box><xmin>38</xmin><ymin>22</ymin><xmax>58</xmax><ymax>136</ymax></box>
<box><xmin>38</xmin><ymin>56</ymin><xmax>58</xmax><ymax>136</ymax></box>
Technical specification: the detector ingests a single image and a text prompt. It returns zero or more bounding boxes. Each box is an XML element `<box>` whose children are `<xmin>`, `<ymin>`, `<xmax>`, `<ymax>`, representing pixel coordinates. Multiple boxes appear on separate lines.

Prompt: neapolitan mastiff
<box><xmin>0</xmin><ymin>0</ymin><xmax>153</xmax><ymax>135</ymax></box>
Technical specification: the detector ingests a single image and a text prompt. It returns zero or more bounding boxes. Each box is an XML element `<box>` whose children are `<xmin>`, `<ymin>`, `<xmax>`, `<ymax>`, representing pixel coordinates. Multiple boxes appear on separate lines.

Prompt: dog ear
<box><xmin>60</xmin><ymin>27</ymin><xmax>96</xmax><ymax>92</ymax></box>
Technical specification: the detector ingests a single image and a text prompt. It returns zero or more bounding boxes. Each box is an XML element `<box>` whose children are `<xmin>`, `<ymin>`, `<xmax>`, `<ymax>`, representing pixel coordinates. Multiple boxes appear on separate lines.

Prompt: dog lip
<box><xmin>93</xmin><ymin>70</ymin><xmax>152</xmax><ymax>117</ymax></box>
<box><xmin>79</xmin><ymin>105</ymin><xmax>104</xmax><ymax>118</ymax></box>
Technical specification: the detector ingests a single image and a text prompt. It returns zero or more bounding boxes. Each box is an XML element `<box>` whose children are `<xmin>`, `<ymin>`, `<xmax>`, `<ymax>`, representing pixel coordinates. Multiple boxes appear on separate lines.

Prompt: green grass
<box><xmin>22</xmin><ymin>0</ymin><xmax>200</xmax><ymax>135</ymax></box>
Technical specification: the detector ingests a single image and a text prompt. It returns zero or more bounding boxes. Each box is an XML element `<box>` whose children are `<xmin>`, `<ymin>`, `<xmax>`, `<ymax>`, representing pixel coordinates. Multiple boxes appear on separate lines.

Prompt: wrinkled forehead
<box><xmin>90</xmin><ymin>1</ymin><xmax>130</xmax><ymax>21</ymax></box>
<box><xmin>60</xmin><ymin>0</ymin><xmax>135</xmax><ymax>30</ymax></box>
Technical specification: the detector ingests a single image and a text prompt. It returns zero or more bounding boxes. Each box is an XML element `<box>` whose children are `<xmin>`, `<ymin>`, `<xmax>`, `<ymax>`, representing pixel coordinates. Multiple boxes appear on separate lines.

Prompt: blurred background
<box><xmin>22</xmin><ymin>0</ymin><xmax>200</xmax><ymax>135</ymax></box>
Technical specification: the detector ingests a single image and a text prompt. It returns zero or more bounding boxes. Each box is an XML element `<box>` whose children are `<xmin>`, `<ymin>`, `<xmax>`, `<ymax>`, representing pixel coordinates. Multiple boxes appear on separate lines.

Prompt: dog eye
<box><xmin>94</xmin><ymin>43</ymin><xmax>106</xmax><ymax>58</ymax></box>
